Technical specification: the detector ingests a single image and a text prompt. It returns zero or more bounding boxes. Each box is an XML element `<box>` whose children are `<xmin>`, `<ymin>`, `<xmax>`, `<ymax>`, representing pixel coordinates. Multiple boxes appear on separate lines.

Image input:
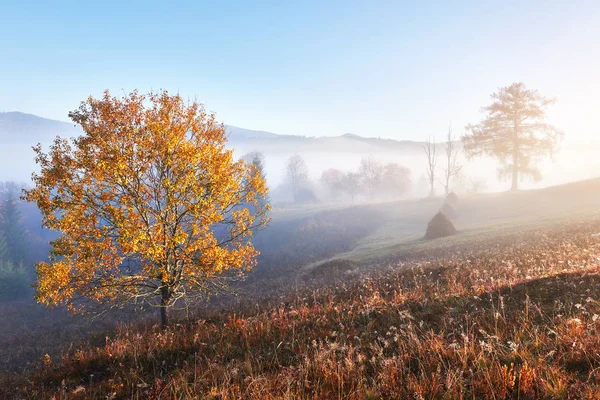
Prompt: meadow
<box><xmin>1</xmin><ymin>179</ymin><xmax>600</xmax><ymax>399</ymax></box>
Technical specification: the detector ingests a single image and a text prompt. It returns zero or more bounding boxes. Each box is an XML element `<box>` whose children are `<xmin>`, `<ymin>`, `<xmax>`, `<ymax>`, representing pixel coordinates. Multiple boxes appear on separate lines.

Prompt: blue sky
<box><xmin>2</xmin><ymin>0</ymin><xmax>599</xmax><ymax>142</ymax></box>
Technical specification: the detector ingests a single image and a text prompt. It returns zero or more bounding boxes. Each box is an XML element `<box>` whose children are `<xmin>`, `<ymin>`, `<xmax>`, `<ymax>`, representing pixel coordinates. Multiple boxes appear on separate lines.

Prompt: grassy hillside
<box><xmin>1</xmin><ymin>179</ymin><xmax>600</xmax><ymax>399</ymax></box>
<box><xmin>305</xmin><ymin>178</ymin><xmax>600</xmax><ymax>268</ymax></box>
<box><xmin>2</xmin><ymin>219</ymin><xmax>600</xmax><ymax>399</ymax></box>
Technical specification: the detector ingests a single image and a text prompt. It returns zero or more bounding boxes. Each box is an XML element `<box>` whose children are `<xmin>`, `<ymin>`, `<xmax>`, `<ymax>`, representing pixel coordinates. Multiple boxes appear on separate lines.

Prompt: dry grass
<box><xmin>3</xmin><ymin>220</ymin><xmax>600</xmax><ymax>399</ymax></box>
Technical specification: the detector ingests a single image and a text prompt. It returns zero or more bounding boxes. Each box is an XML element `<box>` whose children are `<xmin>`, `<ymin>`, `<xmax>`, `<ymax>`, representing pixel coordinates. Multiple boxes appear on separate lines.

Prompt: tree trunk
<box><xmin>511</xmin><ymin>122</ymin><xmax>520</xmax><ymax>191</ymax></box>
<box><xmin>160</xmin><ymin>286</ymin><xmax>170</xmax><ymax>329</ymax></box>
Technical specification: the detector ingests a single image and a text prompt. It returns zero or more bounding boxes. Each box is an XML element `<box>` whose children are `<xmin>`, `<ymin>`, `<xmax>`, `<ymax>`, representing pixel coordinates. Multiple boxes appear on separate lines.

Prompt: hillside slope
<box><xmin>2</xmin><ymin>219</ymin><xmax>600</xmax><ymax>399</ymax></box>
<box><xmin>0</xmin><ymin>112</ymin><xmax>80</xmax><ymax>143</ymax></box>
<box><xmin>311</xmin><ymin>177</ymin><xmax>600</xmax><ymax>267</ymax></box>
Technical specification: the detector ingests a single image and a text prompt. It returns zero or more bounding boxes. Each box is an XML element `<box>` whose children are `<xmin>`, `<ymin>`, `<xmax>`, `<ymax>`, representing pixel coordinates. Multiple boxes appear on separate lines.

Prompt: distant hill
<box><xmin>227</xmin><ymin>129</ymin><xmax>428</xmax><ymax>154</ymax></box>
<box><xmin>0</xmin><ymin>113</ymin><xmax>285</xmax><ymax>143</ymax></box>
<box><xmin>226</xmin><ymin>125</ymin><xmax>283</xmax><ymax>140</ymax></box>
<box><xmin>0</xmin><ymin>112</ymin><xmax>81</xmax><ymax>143</ymax></box>
<box><xmin>0</xmin><ymin>111</ymin><xmax>431</xmax><ymax>155</ymax></box>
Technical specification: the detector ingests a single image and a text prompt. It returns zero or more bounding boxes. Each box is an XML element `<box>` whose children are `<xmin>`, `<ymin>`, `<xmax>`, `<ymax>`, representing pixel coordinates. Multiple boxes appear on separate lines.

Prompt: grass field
<box><xmin>1</xmin><ymin>179</ymin><xmax>600</xmax><ymax>399</ymax></box>
<box><xmin>305</xmin><ymin>178</ymin><xmax>600</xmax><ymax>268</ymax></box>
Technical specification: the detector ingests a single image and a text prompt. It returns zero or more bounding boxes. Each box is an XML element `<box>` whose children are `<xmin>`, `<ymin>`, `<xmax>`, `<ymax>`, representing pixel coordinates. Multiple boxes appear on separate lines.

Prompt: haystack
<box><xmin>446</xmin><ymin>191</ymin><xmax>459</xmax><ymax>205</ymax></box>
<box><xmin>425</xmin><ymin>211</ymin><xmax>456</xmax><ymax>239</ymax></box>
<box><xmin>441</xmin><ymin>202</ymin><xmax>457</xmax><ymax>219</ymax></box>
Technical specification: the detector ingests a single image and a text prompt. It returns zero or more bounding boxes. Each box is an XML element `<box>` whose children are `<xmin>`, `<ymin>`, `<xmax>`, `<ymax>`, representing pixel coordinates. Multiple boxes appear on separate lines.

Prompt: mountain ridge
<box><xmin>0</xmin><ymin>111</ymin><xmax>80</xmax><ymax>142</ymax></box>
<box><xmin>1</xmin><ymin>111</ymin><xmax>423</xmax><ymax>149</ymax></box>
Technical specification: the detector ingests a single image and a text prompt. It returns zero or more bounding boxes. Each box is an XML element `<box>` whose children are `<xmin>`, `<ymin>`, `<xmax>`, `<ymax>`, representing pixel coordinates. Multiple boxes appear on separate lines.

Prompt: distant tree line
<box><xmin>241</xmin><ymin>82</ymin><xmax>561</xmax><ymax>206</ymax></box>
<box><xmin>278</xmin><ymin>154</ymin><xmax>412</xmax><ymax>204</ymax></box>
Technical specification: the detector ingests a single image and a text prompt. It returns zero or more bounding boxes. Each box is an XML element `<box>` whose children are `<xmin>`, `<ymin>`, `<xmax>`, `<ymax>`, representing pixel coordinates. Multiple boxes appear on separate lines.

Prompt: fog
<box><xmin>2</xmin><ymin>134</ymin><xmax>600</xmax><ymax>202</ymax></box>
<box><xmin>231</xmin><ymin>141</ymin><xmax>600</xmax><ymax>202</ymax></box>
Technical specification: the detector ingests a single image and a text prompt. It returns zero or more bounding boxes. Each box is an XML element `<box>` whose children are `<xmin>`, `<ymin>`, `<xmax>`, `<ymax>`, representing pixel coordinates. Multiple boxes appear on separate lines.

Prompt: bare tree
<box><xmin>423</xmin><ymin>136</ymin><xmax>438</xmax><ymax>196</ymax></box>
<box><xmin>286</xmin><ymin>154</ymin><xmax>308</xmax><ymax>202</ymax></box>
<box><xmin>358</xmin><ymin>156</ymin><xmax>383</xmax><ymax>197</ymax></box>
<box><xmin>441</xmin><ymin>126</ymin><xmax>462</xmax><ymax>195</ymax></box>
<box><xmin>341</xmin><ymin>171</ymin><xmax>361</xmax><ymax>201</ymax></box>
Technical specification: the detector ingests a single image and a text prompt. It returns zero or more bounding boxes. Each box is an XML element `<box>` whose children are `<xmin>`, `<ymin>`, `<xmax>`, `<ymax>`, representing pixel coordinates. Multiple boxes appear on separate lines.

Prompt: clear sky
<box><xmin>2</xmin><ymin>0</ymin><xmax>599</xmax><ymax>143</ymax></box>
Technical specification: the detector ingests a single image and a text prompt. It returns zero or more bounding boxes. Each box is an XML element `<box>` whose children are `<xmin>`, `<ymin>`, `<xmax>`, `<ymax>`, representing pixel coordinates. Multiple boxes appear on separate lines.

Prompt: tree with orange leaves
<box><xmin>24</xmin><ymin>90</ymin><xmax>269</xmax><ymax>328</ymax></box>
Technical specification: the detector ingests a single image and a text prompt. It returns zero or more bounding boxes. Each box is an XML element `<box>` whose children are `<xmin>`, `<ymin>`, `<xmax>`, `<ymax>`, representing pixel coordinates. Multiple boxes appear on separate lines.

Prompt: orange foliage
<box><xmin>24</xmin><ymin>90</ymin><xmax>269</xmax><ymax>322</ymax></box>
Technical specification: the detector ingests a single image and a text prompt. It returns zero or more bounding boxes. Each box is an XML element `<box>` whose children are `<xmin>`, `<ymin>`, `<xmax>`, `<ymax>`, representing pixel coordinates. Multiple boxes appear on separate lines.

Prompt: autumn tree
<box><xmin>423</xmin><ymin>136</ymin><xmax>438</xmax><ymax>196</ymax></box>
<box><xmin>24</xmin><ymin>91</ymin><xmax>269</xmax><ymax>328</ymax></box>
<box><xmin>441</xmin><ymin>126</ymin><xmax>462</xmax><ymax>195</ymax></box>
<box><xmin>463</xmin><ymin>82</ymin><xmax>562</xmax><ymax>191</ymax></box>
<box><xmin>285</xmin><ymin>154</ymin><xmax>308</xmax><ymax>203</ymax></box>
